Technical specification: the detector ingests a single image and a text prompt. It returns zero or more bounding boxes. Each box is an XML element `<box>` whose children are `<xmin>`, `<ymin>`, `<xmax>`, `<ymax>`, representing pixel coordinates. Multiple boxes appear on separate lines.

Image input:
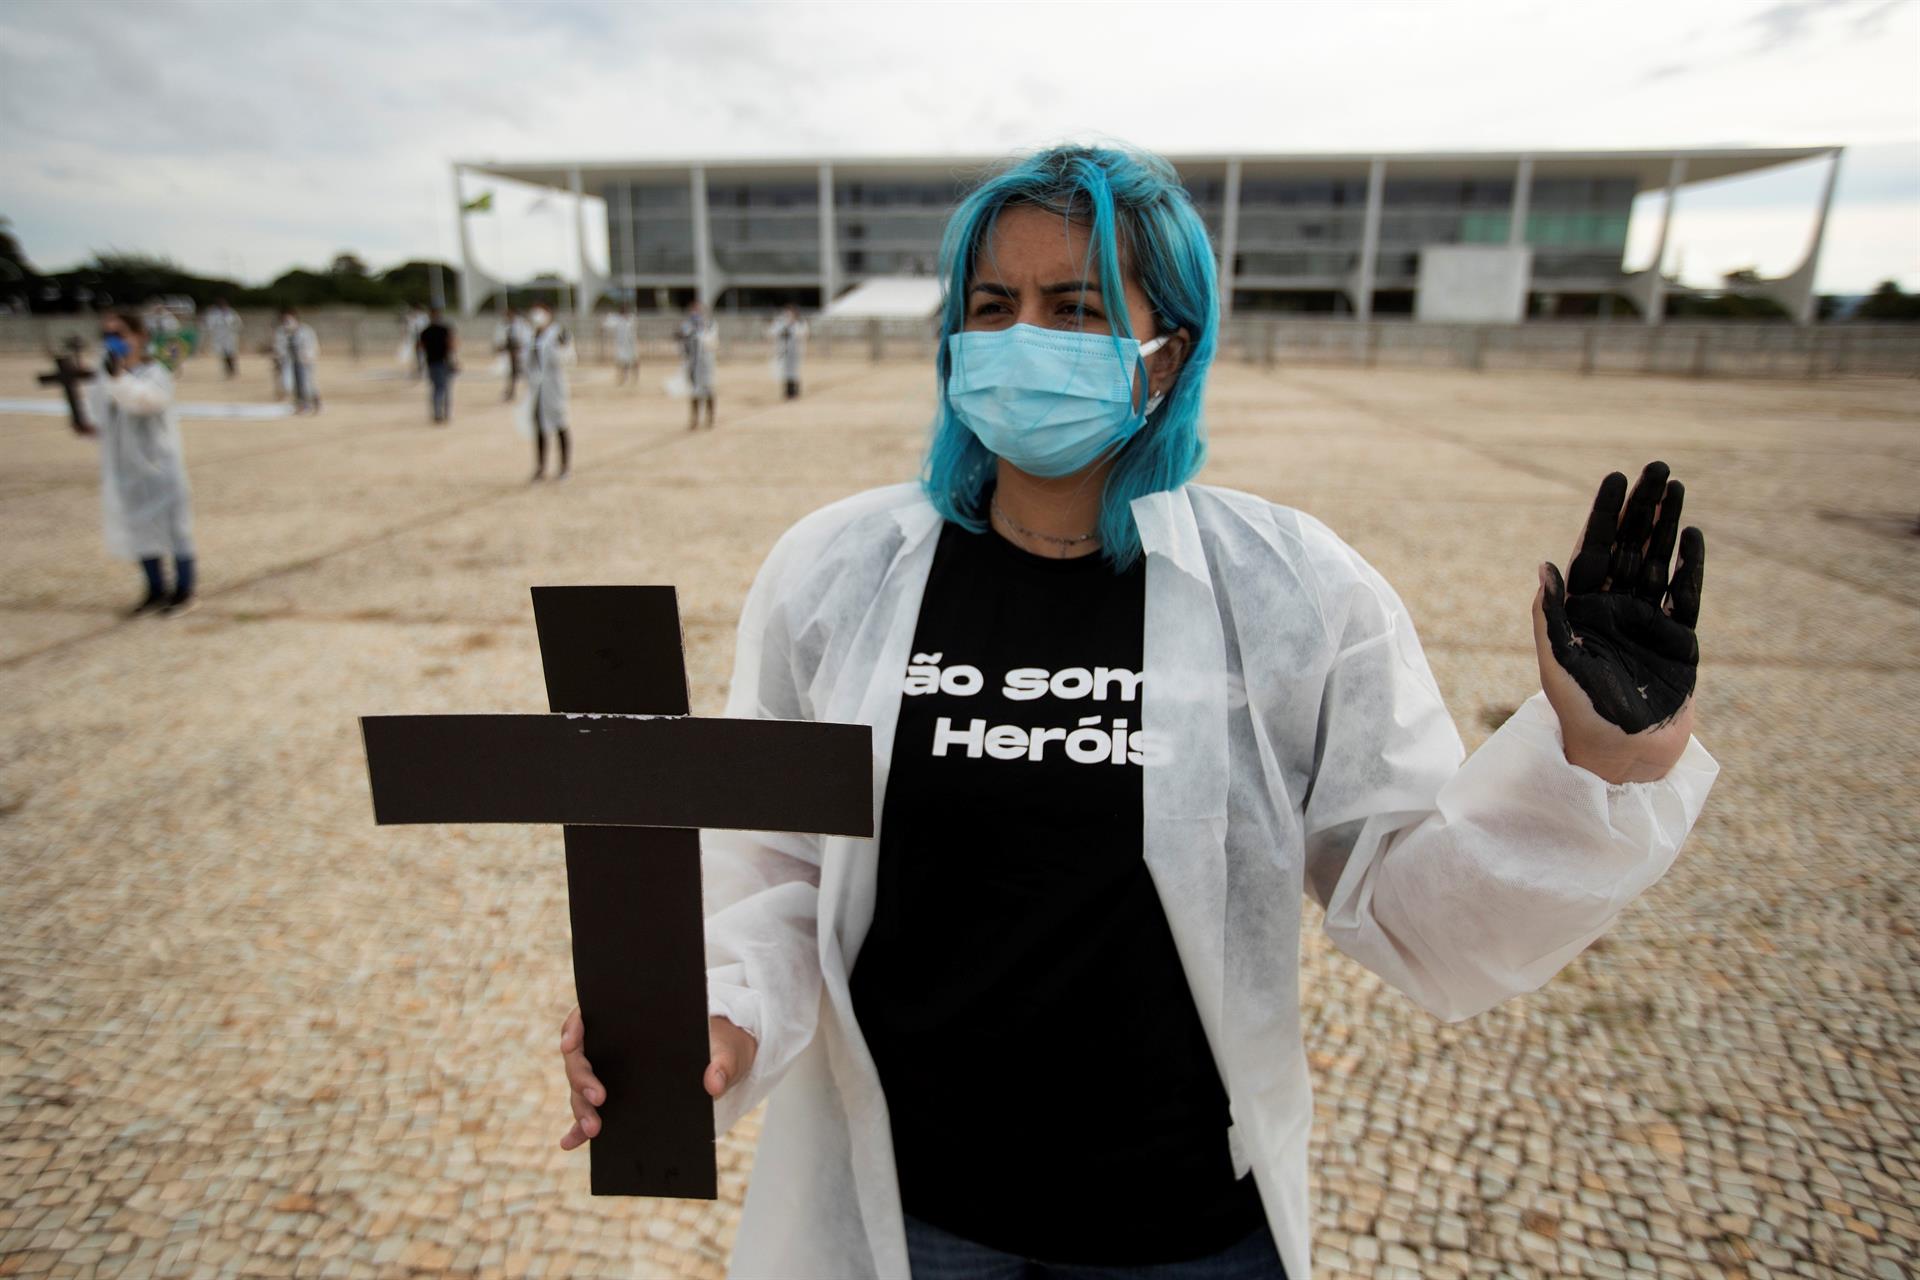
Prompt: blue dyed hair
<box><xmin>921</xmin><ymin>144</ymin><xmax>1220</xmax><ymax>570</ymax></box>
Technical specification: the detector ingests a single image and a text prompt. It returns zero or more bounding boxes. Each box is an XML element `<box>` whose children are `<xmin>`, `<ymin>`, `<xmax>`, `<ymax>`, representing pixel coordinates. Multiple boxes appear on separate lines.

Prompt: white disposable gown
<box><xmin>678</xmin><ymin>315</ymin><xmax>718</xmax><ymax>398</ymax></box>
<box><xmin>768</xmin><ymin>314</ymin><xmax>807</xmax><ymax>382</ymax></box>
<box><xmin>701</xmin><ymin>482</ymin><xmax>1718</xmax><ymax>1280</ymax></box>
<box><xmin>517</xmin><ymin>324</ymin><xmax>574</xmax><ymax>437</ymax></box>
<box><xmin>273</xmin><ymin>323</ymin><xmax>319</xmax><ymax>398</ymax></box>
<box><xmin>87</xmin><ymin>362</ymin><xmax>194</xmax><ymax>560</ymax></box>
<box><xmin>203</xmin><ymin>306</ymin><xmax>241</xmax><ymax>358</ymax></box>
<box><xmin>500</xmin><ymin>316</ymin><xmax>533</xmax><ymax>361</ymax></box>
<box><xmin>603</xmin><ymin>313</ymin><xmax>639</xmax><ymax>366</ymax></box>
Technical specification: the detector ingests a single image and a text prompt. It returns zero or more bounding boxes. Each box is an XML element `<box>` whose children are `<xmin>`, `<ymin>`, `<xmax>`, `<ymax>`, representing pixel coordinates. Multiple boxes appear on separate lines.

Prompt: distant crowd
<box><xmin>48</xmin><ymin>295</ymin><xmax>814</xmax><ymax>621</ymax></box>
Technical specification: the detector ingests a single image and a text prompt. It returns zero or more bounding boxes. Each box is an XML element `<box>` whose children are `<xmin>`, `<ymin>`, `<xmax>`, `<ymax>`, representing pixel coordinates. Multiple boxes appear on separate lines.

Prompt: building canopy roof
<box><xmin>457</xmin><ymin>146</ymin><xmax>1837</xmax><ymax>197</ymax></box>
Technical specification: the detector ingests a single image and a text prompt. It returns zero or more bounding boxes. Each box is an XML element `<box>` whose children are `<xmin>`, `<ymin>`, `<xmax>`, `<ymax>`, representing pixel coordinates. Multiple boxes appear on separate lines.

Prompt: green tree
<box><xmin>378</xmin><ymin>260</ymin><xmax>461</xmax><ymax>308</ymax></box>
<box><xmin>0</xmin><ymin>215</ymin><xmax>37</xmax><ymax>283</ymax></box>
<box><xmin>1853</xmin><ymin>281</ymin><xmax>1920</xmax><ymax>322</ymax></box>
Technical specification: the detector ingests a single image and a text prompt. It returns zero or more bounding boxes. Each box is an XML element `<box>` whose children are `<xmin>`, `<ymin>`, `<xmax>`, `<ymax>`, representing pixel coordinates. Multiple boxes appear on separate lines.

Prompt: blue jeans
<box><xmin>428</xmin><ymin>361</ymin><xmax>453</xmax><ymax>421</ymax></box>
<box><xmin>903</xmin><ymin>1214</ymin><xmax>1286</xmax><ymax>1280</ymax></box>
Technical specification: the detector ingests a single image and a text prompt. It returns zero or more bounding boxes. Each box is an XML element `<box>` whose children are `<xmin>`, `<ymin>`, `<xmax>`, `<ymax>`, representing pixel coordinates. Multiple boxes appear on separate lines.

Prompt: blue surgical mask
<box><xmin>946</xmin><ymin>324</ymin><xmax>1171</xmax><ymax>478</ymax></box>
<box><xmin>102</xmin><ymin>334</ymin><xmax>131</xmax><ymax>360</ymax></box>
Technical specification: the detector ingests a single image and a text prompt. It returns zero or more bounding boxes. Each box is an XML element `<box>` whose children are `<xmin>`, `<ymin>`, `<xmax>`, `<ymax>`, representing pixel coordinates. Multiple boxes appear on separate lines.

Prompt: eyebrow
<box><xmin>969</xmin><ymin>281</ymin><xmax>1103</xmax><ymax>298</ymax></box>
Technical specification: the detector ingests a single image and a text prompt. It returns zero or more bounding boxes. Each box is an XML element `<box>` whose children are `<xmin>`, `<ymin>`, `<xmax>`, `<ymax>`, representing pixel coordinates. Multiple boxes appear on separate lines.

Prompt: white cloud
<box><xmin>2</xmin><ymin>0</ymin><xmax>1914</xmax><ymax>291</ymax></box>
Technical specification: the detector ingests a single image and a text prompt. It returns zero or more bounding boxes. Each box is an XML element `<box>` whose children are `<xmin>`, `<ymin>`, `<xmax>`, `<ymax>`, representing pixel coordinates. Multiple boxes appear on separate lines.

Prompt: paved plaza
<box><xmin>0</xmin><ymin>347</ymin><xmax>1915</xmax><ymax>1279</ymax></box>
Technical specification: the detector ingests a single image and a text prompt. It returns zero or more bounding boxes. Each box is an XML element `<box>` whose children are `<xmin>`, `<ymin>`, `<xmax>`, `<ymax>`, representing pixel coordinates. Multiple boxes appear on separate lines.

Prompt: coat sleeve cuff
<box><xmin>707</xmin><ymin>972</ymin><xmax>763</xmax><ymax>1044</ymax></box>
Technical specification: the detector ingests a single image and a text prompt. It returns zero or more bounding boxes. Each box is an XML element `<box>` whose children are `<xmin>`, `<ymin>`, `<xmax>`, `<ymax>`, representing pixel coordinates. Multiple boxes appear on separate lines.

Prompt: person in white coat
<box><xmin>520</xmin><ymin>305</ymin><xmax>574</xmax><ymax>480</ymax></box>
<box><xmin>676</xmin><ymin>300</ymin><xmax>718</xmax><ymax>430</ymax></box>
<box><xmin>203</xmin><ymin>298</ymin><xmax>242</xmax><ymax>378</ymax></box>
<box><xmin>87</xmin><ymin>310</ymin><xmax>198</xmax><ymax>617</ymax></box>
<box><xmin>497</xmin><ymin>305</ymin><xmax>533</xmax><ymax>402</ymax></box>
<box><xmin>558</xmin><ymin>145</ymin><xmax>1717</xmax><ymax>1280</ymax></box>
<box><xmin>603</xmin><ymin>301</ymin><xmax>640</xmax><ymax>387</ymax></box>
<box><xmin>403</xmin><ymin>303</ymin><xmax>429</xmax><ymax>381</ymax></box>
<box><xmin>273</xmin><ymin>309</ymin><xmax>320</xmax><ymax>415</ymax></box>
<box><xmin>768</xmin><ymin>302</ymin><xmax>807</xmax><ymax>400</ymax></box>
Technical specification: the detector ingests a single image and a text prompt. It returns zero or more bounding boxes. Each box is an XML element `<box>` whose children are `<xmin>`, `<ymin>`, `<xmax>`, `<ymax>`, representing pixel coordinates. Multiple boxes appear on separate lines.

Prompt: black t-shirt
<box><xmin>419</xmin><ymin>322</ymin><xmax>453</xmax><ymax>364</ymax></box>
<box><xmin>850</xmin><ymin>520</ymin><xmax>1263</xmax><ymax>1265</ymax></box>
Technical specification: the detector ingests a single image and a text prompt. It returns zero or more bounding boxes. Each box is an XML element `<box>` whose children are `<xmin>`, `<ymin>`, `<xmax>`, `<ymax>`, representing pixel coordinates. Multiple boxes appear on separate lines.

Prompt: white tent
<box><xmin>821</xmin><ymin>277</ymin><xmax>943</xmax><ymax>319</ymax></box>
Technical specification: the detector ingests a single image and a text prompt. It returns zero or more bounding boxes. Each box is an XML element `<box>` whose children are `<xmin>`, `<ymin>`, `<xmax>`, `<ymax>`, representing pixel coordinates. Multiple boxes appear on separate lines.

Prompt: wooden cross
<box><xmin>360</xmin><ymin>586</ymin><xmax>871</xmax><ymax>1197</ymax></box>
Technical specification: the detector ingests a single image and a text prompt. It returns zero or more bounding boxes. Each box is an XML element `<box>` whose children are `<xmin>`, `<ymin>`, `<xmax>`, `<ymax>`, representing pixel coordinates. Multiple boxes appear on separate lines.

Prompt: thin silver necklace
<box><xmin>991</xmin><ymin>498</ymin><xmax>1099</xmax><ymax>559</ymax></box>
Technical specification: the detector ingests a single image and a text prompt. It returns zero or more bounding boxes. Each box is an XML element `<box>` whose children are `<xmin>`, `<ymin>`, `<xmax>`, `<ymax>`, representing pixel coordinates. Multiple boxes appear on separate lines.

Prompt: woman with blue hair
<box><xmin>560</xmin><ymin>144</ymin><xmax>1715</xmax><ymax>1278</ymax></box>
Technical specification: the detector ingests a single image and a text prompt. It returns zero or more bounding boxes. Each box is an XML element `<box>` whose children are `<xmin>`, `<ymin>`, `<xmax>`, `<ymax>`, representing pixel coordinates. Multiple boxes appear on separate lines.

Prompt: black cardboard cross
<box><xmin>360</xmin><ymin>586</ymin><xmax>871</xmax><ymax>1197</ymax></box>
<box><xmin>37</xmin><ymin>343</ymin><xmax>95</xmax><ymax>434</ymax></box>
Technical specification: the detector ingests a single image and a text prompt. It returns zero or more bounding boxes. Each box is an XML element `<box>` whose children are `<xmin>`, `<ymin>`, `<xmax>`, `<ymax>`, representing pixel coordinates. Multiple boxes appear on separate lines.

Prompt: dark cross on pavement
<box><xmin>360</xmin><ymin>586</ymin><xmax>872</xmax><ymax>1198</ymax></box>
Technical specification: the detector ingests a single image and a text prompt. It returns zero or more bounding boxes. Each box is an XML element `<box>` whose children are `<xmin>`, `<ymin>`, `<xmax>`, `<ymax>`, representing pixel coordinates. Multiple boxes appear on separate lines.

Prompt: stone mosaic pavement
<box><xmin>1</xmin><ymin>348</ymin><xmax>1915</xmax><ymax>1278</ymax></box>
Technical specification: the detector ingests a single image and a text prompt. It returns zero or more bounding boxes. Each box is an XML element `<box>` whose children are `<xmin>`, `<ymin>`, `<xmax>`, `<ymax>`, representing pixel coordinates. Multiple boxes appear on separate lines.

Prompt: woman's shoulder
<box><xmin>760</xmin><ymin>483</ymin><xmax>932</xmax><ymax>575</ymax></box>
<box><xmin>771</xmin><ymin>483</ymin><xmax>931</xmax><ymax>557</ymax></box>
<box><xmin>1186</xmin><ymin>482</ymin><xmax>1408</xmax><ymax>651</ymax></box>
<box><xmin>746</xmin><ymin>485</ymin><xmax>934</xmax><ymax>635</ymax></box>
<box><xmin>1186</xmin><ymin>482</ymin><xmax>1369</xmax><ymax>580</ymax></box>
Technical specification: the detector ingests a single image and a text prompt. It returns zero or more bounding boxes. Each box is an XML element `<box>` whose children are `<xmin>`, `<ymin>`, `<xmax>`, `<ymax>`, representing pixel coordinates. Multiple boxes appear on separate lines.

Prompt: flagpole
<box><xmin>453</xmin><ymin>165</ymin><xmax>475</xmax><ymax>317</ymax></box>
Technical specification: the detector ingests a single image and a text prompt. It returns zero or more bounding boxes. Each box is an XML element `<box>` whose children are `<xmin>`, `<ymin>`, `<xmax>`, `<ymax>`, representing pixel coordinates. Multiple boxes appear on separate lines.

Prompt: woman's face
<box><xmin>964</xmin><ymin>203</ymin><xmax>1187</xmax><ymax>400</ymax></box>
<box><xmin>102</xmin><ymin>316</ymin><xmax>146</xmax><ymax>361</ymax></box>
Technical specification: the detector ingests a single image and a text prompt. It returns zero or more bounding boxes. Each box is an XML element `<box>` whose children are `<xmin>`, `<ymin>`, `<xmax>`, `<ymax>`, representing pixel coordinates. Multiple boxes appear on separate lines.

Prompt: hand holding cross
<box><xmin>361</xmin><ymin>586</ymin><xmax>871</xmax><ymax>1197</ymax></box>
<box><xmin>558</xmin><ymin>1007</ymin><xmax>755</xmax><ymax>1151</ymax></box>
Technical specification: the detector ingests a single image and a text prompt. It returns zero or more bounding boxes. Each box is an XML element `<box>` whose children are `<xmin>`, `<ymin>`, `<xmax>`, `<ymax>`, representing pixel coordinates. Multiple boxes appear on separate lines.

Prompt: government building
<box><xmin>454</xmin><ymin>146</ymin><xmax>1840</xmax><ymax>324</ymax></box>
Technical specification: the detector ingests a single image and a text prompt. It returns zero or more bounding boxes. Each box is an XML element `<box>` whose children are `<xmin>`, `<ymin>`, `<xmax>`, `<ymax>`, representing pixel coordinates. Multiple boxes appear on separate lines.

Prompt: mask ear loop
<box><xmin>1135</xmin><ymin>332</ymin><xmax>1171</xmax><ymax>424</ymax></box>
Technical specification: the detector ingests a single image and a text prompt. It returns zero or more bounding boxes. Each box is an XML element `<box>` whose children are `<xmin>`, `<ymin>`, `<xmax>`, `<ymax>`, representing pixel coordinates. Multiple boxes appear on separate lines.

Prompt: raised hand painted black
<box><xmin>1542</xmin><ymin>462</ymin><xmax>1706</xmax><ymax>734</ymax></box>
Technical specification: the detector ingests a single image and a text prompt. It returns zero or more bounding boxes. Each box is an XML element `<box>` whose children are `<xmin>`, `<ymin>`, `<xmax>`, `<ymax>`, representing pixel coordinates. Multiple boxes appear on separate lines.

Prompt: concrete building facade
<box><xmin>455</xmin><ymin>146</ymin><xmax>1842</xmax><ymax>325</ymax></box>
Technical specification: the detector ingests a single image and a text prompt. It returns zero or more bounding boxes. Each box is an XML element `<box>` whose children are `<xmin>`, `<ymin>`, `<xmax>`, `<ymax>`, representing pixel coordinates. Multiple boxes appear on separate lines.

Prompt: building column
<box><xmin>818</xmin><ymin>163</ymin><xmax>838</xmax><ymax>310</ymax></box>
<box><xmin>1217</xmin><ymin>158</ymin><xmax>1242</xmax><ymax>320</ymax></box>
<box><xmin>1644</xmin><ymin>156</ymin><xmax>1687</xmax><ymax>326</ymax></box>
<box><xmin>1509</xmin><ymin>156</ymin><xmax>1533</xmax><ymax>246</ymax></box>
<box><xmin>569</xmin><ymin>167</ymin><xmax>594</xmax><ymax>321</ymax></box>
<box><xmin>1354</xmin><ymin>158</ymin><xmax>1386</xmax><ymax>322</ymax></box>
<box><xmin>453</xmin><ymin>165</ymin><xmax>481</xmax><ymax>318</ymax></box>
<box><xmin>690</xmin><ymin>165</ymin><xmax>716</xmax><ymax>307</ymax></box>
<box><xmin>1793</xmin><ymin>148</ymin><xmax>1842</xmax><ymax>325</ymax></box>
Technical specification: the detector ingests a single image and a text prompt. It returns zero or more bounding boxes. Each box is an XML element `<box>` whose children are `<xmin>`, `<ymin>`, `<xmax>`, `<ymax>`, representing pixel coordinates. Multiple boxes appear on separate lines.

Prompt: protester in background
<box><xmin>603</xmin><ymin>301</ymin><xmax>640</xmax><ymax>387</ymax></box>
<box><xmin>417</xmin><ymin>308</ymin><xmax>459</xmax><ymax>425</ymax></box>
<box><xmin>203</xmin><ymin>298</ymin><xmax>242</xmax><ymax>378</ymax></box>
<box><xmin>87</xmin><ymin>311</ymin><xmax>198</xmax><ymax>618</ymax></box>
<box><xmin>521</xmin><ymin>305</ymin><xmax>573</xmax><ymax>480</ymax></box>
<box><xmin>145</xmin><ymin>299</ymin><xmax>185</xmax><ymax>368</ymax></box>
<box><xmin>676</xmin><ymin>299</ymin><xmax>717</xmax><ymax>430</ymax></box>
<box><xmin>274</xmin><ymin>309</ymin><xmax>321</xmax><ymax>415</ymax></box>
<box><xmin>768</xmin><ymin>302</ymin><xmax>807</xmax><ymax>400</ymax></box>
<box><xmin>498</xmin><ymin>305</ymin><xmax>532</xmax><ymax>402</ymax></box>
<box><xmin>404</xmin><ymin>304</ymin><xmax>429</xmax><ymax>381</ymax></box>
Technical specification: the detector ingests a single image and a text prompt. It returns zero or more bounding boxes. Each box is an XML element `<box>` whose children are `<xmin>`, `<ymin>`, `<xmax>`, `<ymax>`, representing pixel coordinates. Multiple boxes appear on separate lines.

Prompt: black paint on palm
<box><xmin>1543</xmin><ymin>461</ymin><xmax>1705</xmax><ymax>735</ymax></box>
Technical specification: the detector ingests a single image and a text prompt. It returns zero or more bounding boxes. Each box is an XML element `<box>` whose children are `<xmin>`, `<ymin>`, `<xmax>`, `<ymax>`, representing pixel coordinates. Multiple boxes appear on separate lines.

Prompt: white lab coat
<box><xmin>273</xmin><ymin>323</ymin><xmax>319</xmax><ymax>398</ymax></box>
<box><xmin>768</xmin><ymin>314</ymin><xmax>807</xmax><ymax>382</ymax></box>
<box><xmin>86</xmin><ymin>362</ymin><xmax>193</xmax><ymax>560</ymax></box>
<box><xmin>517</xmin><ymin>323</ymin><xmax>574</xmax><ymax>437</ymax></box>
<box><xmin>678</xmin><ymin>315</ymin><xmax>718</xmax><ymax>397</ymax></box>
<box><xmin>499</xmin><ymin>316</ymin><xmax>533</xmax><ymax>361</ymax></box>
<box><xmin>702</xmin><ymin>482</ymin><xmax>1717</xmax><ymax>1280</ymax></box>
<box><xmin>603</xmin><ymin>313</ymin><xmax>639</xmax><ymax>365</ymax></box>
<box><xmin>203</xmin><ymin>306</ymin><xmax>241</xmax><ymax>357</ymax></box>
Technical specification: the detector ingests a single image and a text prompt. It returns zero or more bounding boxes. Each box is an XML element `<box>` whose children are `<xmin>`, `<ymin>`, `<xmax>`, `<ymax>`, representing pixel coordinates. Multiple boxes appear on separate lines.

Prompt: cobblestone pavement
<box><xmin>1</xmin><ymin>351</ymin><xmax>1915</xmax><ymax>1279</ymax></box>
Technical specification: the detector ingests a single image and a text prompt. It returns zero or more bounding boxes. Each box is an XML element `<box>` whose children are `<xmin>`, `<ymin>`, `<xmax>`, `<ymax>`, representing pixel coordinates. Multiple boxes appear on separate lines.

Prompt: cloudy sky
<box><xmin>2</xmin><ymin>0</ymin><xmax>1915</xmax><ymax>292</ymax></box>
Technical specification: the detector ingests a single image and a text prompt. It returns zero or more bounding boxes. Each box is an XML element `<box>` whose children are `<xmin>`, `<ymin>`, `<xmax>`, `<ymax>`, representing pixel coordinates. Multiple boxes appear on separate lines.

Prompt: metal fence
<box><xmin>1223</xmin><ymin>319</ymin><xmax>1920</xmax><ymax>378</ymax></box>
<box><xmin>4</xmin><ymin>309</ymin><xmax>1916</xmax><ymax>379</ymax></box>
<box><xmin>0</xmin><ymin>309</ymin><xmax>942</xmax><ymax>365</ymax></box>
